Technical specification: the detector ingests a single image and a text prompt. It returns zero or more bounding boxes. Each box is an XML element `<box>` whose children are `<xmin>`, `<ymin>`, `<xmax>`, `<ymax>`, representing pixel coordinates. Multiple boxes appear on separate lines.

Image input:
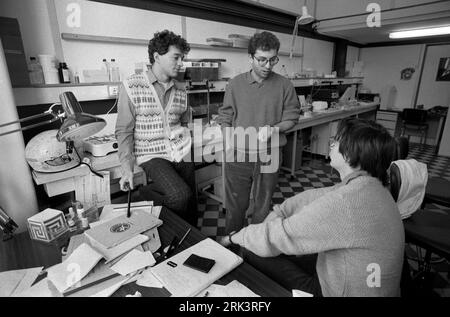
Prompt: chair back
<box><xmin>402</xmin><ymin>109</ymin><xmax>427</xmax><ymax>124</ymax></box>
<box><xmin>395</xmin><ymin>136</ymin><xmax>409</xmax><ymax>160</ymax></box>
<box><xmin>389</xmin><ymin>163</ymin><xmax>402</xmax><ymax>203</ymax></box>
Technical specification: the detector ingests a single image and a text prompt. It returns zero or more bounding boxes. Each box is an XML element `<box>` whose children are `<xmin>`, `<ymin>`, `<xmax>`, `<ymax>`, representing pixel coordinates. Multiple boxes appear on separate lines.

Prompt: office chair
<box><xmin>390</xmin><ymin>162</ymin><xmax>450</xmax><ymax>296</ymax></box>
<box><xmin>422</xmin><ymin>177</ymin><xmax>450</xmax><ymax>209</ymax></box>
<box><xmin>400</xmin><ymin>109</ymin><xmax>428</xmax><ymax>148</ymax></box>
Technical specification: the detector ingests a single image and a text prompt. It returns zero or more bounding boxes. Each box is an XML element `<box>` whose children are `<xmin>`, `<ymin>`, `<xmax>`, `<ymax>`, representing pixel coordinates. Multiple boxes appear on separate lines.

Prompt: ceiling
<box><xmin>313</xmin><ymin>0</ymin><xmax>450</xmax><ymax>45</ymax></box>
<box><xmin>247</xmin><ymin>0</ymin><xmax>450</xmax><ymax>45</ymax></box>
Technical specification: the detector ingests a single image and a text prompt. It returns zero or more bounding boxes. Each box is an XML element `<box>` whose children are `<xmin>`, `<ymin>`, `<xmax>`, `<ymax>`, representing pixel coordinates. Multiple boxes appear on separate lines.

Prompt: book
<box><xmin>150</xmin><ymin>238</ymin><xmax>243</xmax><ymax>297</ymax></box>
<box><xmin>84</xmin><ymin>210</ymin><xmax>162</xmax><ymax>249</ymax></box>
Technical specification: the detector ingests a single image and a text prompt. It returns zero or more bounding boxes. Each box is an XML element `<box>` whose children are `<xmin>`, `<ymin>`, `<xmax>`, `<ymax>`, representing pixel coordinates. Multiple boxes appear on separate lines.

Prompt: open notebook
<box><xmin>150</xmin><ymin>238</ymin><xmax>243</xmax><ymax>297</ymax></box>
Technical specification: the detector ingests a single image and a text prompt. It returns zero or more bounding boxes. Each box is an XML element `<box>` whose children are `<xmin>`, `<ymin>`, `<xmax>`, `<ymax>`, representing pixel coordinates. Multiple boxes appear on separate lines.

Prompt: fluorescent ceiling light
<box><xmin>389</xmin><ymin>26</ymin><xmax>450</xmax><ymax>39</ymax></box>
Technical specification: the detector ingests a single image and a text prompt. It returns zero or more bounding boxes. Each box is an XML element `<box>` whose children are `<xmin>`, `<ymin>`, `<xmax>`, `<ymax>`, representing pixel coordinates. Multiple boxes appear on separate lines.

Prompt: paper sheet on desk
<box><xmin>12</xmin><ymin>278</ymin><xmax>62</xmax><ymax>297</ymax></box>
<box><xmin>196</xmin><ymin>280</ymin><xmax>260</xmax><ymax>297</ymax></box>
<box><xmin>0</xmin><ymin>267</ymin><xmax>43</xmax><ymax>297</ymax></box>
<box><xmin>74</xmin><ymin>170</ymin><xmax>110</xmax><ymax>210</ymax></box>
<box><xmin>47</xmin><ymin>243</ymin><xmax>103</xmax><ymax>293</ymax></box>
<box><xmin>111</xmin><ymin>249</ymin><xmax>155</xmax><ymax>276</ymax></box>
<box><xmin>150</xmin><ymin>238</ymin><xmax>243</xmax><ymax>297</ymax></box>
<box><xmin>136</xmin><ymin>269</ymin><xmax>164</xmax><ymax>288</ymax></box>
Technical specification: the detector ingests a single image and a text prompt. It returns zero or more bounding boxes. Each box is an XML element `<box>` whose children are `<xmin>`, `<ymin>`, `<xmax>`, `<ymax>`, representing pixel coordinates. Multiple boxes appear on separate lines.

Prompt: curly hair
<box><xmin>248</xmin><ymin>31</ymin><xmax>280</xmax><ymax>55</ymax></box>
<box><xmin>148</xmin><ymin>30</ymin><xmax>190</xmax><ymax>64</ymax></box>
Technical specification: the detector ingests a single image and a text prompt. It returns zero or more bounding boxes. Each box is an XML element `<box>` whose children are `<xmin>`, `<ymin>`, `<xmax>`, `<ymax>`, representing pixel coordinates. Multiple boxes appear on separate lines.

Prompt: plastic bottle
<box><xmin>28</xmin><ymin>57</ymin><xmax>45</xmax><ymax>85</ymax></box>
<box><xmin>58</xmin><ymin>62</ymin><xmax>70</xmax><ymax>83</ymax></box>
<box><xmin>110</xmin><ymin>58</ymin><xmax>120</xmax><ymax>82</ymax></box>
<box><xmin>102</xmin><ymin>58</ymin><xmax>110</xmax><ymax>81</ymax></box>
<box><xmin>73</xmin><ymin>69</ymin><xmax>80</xmax><ymax>84</ymax></box>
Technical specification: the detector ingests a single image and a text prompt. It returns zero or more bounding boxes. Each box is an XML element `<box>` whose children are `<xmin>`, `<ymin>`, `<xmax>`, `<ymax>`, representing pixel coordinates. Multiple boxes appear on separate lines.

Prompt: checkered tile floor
<box><xmin>196</xmin><ymin>143</ymin><xmax>450</xmax><ymax>296</ymax></box>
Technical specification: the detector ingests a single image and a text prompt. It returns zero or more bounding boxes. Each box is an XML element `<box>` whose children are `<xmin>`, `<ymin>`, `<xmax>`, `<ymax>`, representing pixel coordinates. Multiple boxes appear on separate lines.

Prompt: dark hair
<box><xmin>148</xmin><ymin>30</ymin><xmax>190</xmax><ymax>64</ymax></box>
<box><xmin>335</xmin><ymin>118</ymin><xmax>397</xmax><ymax>186</ymax></box>
<box><xmin>248</xmin><ymin>31</ymin><xmax>280</xmax><ymax>55</ymax></box>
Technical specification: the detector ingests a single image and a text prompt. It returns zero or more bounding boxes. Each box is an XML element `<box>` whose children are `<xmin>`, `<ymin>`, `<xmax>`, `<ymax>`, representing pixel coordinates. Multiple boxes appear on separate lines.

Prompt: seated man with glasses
<box><xmin>220</xmin><ymin>118</ymin><xmax>405</xmax><ymax>297</ymax></box>
<box><xmin>218</xmin><ymin>31</ymin><xmax>300</xmax><ymax>236</ymax></box>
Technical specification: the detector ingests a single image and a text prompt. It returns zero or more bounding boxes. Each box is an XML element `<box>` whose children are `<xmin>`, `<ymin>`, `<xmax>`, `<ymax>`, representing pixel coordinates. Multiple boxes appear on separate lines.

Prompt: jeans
<box><xmin>224</xmin><ymin>149</ymin><xmax>281</xmax><ymax>234</ymax></box>
<box><xmin>139</xmin><ymin>158</ymin><xmax>198</xmax><ymax>226</ymax></box>
<box><xmin>243</xmin><ymin>250</ymin><xmax>323</xmax><ymax>297</ymax></box>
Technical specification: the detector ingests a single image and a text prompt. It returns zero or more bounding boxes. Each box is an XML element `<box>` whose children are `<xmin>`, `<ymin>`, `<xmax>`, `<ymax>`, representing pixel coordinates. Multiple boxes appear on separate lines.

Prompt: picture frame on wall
<box><xmin>436</xmin><ymin>57</ymin><xmax>450</xmax><ymax>81</ymax></box>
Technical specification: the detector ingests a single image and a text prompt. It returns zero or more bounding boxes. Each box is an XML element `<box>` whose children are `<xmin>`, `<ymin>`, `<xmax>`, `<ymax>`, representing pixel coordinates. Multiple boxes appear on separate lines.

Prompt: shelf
<box><xmin>61</xmin><ymin>33</ymin><xmax>303</xmax><ymax>58</ymax></box>
<box><xmin>13</xmin><ymin>84</ymin><xmax>118</xmax><ymax>106</ymax></box>
<box><xmin>190</xmin><ymin>43</ymin><xmax>303</xmax><ymax>58</ymax></box>
<box><xmin>291</xmin><ymin>77</ymin><xmax>363</xmax><ymax>87</ymax></box>
<box><xmin>13</xmin><ymin>82</ymin><xmax>121</xmax><ymax>88</ymax></box>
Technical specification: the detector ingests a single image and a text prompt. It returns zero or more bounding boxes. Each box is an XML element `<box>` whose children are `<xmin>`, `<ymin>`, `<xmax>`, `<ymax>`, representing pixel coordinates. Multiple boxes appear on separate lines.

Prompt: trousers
<box><xmin>139</xmin><ymin>158</ymin><xmax>198</xmax><ymax>226</ymax></box>
<box><xmin>223</xmin><ymin>149</ymin><xmax>281</xmax><ymax>234</ymax></box>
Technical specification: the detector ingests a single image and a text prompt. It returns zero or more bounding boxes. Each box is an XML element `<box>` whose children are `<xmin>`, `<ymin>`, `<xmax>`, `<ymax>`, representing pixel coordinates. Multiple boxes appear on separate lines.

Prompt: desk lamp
<box><xmin>0</xmin><ymin>91</ymin><xmax>106</xmax><ymax>140</ymax></box>
<box><xmin>0</xmin><ymin>91</ymin><xmax>106</xmax><ymax>240</ymax></box>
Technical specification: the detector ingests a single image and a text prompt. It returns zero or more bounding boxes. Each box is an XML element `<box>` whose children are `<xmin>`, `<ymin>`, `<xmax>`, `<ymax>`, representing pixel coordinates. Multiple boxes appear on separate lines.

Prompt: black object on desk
<box><xmin>126</xmin><ymin>189</ymin><xmax>131</xmax><ymax>218</ymax></box>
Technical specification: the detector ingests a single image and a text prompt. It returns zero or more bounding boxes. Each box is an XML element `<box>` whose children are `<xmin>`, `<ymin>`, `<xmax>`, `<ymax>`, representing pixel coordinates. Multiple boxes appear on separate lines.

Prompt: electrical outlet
<box><xmin>108</xmin><ymin>85</ymin><xmax>119</xmax><ymax>97</ymax></box>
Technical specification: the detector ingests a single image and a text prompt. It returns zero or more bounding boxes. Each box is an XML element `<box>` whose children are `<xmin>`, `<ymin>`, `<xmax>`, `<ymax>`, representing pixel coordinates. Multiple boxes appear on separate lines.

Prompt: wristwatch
<box><xmin>228</xmin><ymin>231</ymin><xmax>237</xmax><ymax>245</ymax></box>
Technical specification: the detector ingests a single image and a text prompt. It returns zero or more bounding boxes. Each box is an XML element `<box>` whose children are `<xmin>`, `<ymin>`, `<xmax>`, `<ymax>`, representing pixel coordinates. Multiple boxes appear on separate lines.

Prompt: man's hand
<box><xmin>119</xmin><ymin>170</ymin><xmax>134</xmax><ymax>191</ymax></box>
<box><xmin>258</xmin><ymin>126</ymin><xmax>274</xmax><ymax>143</ymax></box>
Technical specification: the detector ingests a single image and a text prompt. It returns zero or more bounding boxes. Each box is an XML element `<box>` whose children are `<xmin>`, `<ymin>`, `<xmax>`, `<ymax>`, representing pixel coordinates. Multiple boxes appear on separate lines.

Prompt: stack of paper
<box><xmin>84</xmin><ymin>211</ymin><xmax>162</xmax><ymax>249</ymax></box>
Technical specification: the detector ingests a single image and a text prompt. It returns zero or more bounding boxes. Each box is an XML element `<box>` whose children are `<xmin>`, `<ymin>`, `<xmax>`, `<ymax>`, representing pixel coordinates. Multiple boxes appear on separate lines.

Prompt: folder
<box><xmin>150</xmin><ymin>238</ymin><xmax>243</xmax><ymax>297</ymax></box>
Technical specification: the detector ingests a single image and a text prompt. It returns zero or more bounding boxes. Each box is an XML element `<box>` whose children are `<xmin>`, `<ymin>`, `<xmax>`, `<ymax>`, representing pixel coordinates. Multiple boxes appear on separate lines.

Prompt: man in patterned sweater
<box><xmin>115</xmin><ymin>30</ymin><xmax>197</xmax><ymax>226</ymax></box>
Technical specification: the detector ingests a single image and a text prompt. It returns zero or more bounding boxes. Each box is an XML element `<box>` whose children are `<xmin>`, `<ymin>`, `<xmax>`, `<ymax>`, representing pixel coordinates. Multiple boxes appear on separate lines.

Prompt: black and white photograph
<box><xmin>436</xmin><ymin>56</ymin><xmax>450</xmax><ymax>81</ymax></box>
<box><xmin>1</xmin><ymin>0</ymin><xmax>450</xmax><ymax>302</ymax></box>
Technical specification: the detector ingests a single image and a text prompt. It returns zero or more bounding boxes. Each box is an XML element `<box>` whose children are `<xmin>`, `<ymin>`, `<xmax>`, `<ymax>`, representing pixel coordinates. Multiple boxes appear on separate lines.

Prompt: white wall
<box><xmin>2</xmin><ymin>0</ymin><xmax>335</xmax><ymax>83</ymax></box>
<box><xmin>416</xmin><ymin>44</ymin><xmax>450</xmax><ymax>108</ymax></box>
<box><xmin>360</xmin><ymin>45</ymin><xmax>423</xmax><ymax>109</ymax></box>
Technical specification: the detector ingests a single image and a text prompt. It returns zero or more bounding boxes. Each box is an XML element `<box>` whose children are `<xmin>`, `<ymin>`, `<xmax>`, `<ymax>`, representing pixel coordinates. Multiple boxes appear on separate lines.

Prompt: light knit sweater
<box><xmin>232</xmin><ymin>171</ymin><xmax>405</xmax><ymax>297</ymax></box>
<box><xmin>118</xmin><ymin>73</ymin><xmax>191</xmax><ymax>168</ymax></box>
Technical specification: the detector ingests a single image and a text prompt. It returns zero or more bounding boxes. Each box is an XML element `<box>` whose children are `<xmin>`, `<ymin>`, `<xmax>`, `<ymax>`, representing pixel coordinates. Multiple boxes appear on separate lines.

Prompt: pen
<box><xmin>126</xmin><ymin>188</ymin><xmax>131</xmax><ymax>218</ymax></box>
<box><xmin>178</xmin><ymin>228</ymin><xmax>191</xmax><ymax>247</ymax></box>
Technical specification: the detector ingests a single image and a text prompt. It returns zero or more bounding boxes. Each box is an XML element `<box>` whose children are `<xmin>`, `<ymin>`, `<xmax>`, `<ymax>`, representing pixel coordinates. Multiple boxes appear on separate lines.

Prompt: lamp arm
<box><xmin>0</xmin><ymin>116</ymin><xmax>61</xmax><ymax>137</ymax></box>
<box><xmin>0</xmin><ymin>103</ymin><xmax>62</xmax><ymax>137</ymax></box>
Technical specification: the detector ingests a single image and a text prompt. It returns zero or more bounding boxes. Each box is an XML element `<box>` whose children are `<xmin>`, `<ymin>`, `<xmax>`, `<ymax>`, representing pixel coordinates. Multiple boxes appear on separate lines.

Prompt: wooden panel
<box><xmin>376</xmin><ymin>111</ymin><xmax>398</xmax><ymax>121</ymax></box>
<box><xmin>378</xmin><ymin>120</ymin><xmax>397</xmax><ymax>130</ymax></box>
<box><xmin>0</xmin><ymin>17</ymin><xmax>30</xmax><ymax>87</ymax></box>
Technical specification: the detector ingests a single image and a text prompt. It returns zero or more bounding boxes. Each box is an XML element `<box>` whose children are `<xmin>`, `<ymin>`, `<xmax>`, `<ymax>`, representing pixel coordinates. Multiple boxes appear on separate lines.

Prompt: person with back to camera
<box><xmin>220</xmin><ymin>118</ymin><xmax>405</xmax><ymax>297</ymax></box>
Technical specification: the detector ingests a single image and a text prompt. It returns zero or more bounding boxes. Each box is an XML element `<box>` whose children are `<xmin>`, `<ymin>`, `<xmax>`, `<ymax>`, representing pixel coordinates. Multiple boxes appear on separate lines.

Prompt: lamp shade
<box><xmin>298</xmin><ymin>6</ymin><xmax>315</xmax><ymax>25</ymax></box>
<box><xmin>56</xmin><ymin>92</ymin><xmax>106</xmax><ymax>142</ymax></box>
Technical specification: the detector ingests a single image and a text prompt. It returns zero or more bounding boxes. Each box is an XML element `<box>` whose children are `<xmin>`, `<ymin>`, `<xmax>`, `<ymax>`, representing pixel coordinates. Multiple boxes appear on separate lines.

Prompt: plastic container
<box><xmin>38</xmin><ymin>54</ymin><xmax>56</xmax><ymax>71</ymax></box>
<box><xmin>110</xmin><ymin>59</ymin><xmax>120</xmax><ymax>82</ymax></box>
<box><xmin>102</xmin><ymin>58</ymin><xmax>110</xmax><ymax>81</ymax></box>
<box><xmin>28</xmin><ymin>57</ymin><xmax>45</xmax><ymax>84</ymax></box>
<box><xmin>43</xmin><ymin>69</ymin><xmax>59</xmax><ymax>84</ymax></box>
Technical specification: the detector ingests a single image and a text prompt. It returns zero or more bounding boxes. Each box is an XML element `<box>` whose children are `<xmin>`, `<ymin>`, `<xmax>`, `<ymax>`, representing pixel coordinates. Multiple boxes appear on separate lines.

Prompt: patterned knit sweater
<box><xmin>122</xmin><ymin>73</ymin><xmax>191</xmax><ymax>165</ymax></box>
<box><xmin>232</xmin><ymin>170</ymin><xmax>405</xmax><ymax>297</ymax></box>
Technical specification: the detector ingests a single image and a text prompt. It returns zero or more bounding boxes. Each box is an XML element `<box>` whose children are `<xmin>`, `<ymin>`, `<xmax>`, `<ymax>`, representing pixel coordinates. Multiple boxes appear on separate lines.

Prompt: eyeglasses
<box><xmin>329</xmin><ymin>137</ymin><xmax>338</xmax><ymax>148</ymax></box>
<box><xmin>252</xmin><ymin>55</ymin><xmax>279</xmax><ymax>67</ymax></box>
